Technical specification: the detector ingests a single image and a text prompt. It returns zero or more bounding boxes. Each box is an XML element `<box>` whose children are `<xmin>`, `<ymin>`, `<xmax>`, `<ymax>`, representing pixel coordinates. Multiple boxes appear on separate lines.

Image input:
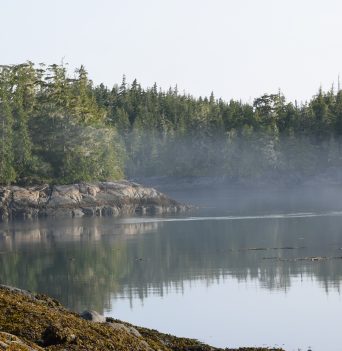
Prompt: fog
<box><xmin>121</xmin><ymin>129</ymin><xmax>342</xmax><ymax>215</ymax></box>
<box><xmin>125</xmin><ymin>130</ymin><xmax>342</xmax><ymax>179</ymax></box>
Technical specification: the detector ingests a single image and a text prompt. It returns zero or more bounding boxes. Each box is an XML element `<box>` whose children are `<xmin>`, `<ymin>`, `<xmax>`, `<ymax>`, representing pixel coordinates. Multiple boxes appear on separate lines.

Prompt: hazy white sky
<box><xmin>1</xmin><ymin>0</ymin><xmax>342</xmax><ymax>102</ymax></box>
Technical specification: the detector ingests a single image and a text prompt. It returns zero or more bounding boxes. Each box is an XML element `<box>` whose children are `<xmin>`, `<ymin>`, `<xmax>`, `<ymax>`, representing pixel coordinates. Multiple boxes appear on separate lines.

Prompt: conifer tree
<box><xmin>0</xmin><ymin>67</ymin><xmax>15</xmax><ymax>184</ymax></box>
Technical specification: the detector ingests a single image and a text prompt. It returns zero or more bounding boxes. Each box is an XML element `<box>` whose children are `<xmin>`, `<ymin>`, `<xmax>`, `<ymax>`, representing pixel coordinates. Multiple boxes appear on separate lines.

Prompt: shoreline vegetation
<box><xmin>2</xmin><ymin>63</ymin><xmax>342</xmax><ymax>187</ymax></box>
<box><xmin>0</xmin><ymin>284</ymin><xmax>284</xmax><ymax>351</ymax></box>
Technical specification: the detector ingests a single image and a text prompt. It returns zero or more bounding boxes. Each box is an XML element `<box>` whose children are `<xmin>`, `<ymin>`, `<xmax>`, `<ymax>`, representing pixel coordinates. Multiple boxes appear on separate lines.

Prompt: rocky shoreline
<box><xmin>0</xmin><ymin>285</ymin><xmax>284</xmax><ymax>351</ymax></box>
<box><xmin>0</xmin><ymin>181</ymin><xmax>190</xmax><ymax>221</ymax></box>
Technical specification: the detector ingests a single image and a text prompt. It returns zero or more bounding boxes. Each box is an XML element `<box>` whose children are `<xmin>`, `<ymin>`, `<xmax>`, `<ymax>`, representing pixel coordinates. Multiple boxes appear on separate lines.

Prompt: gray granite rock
<box><xmin>80</xmin><ymin>310</ymin><xmax>106</xmax><ymax>323</ymax></box>
<box><xmin>0</xmin><ymin>181</ymin><xmax>190</xmax><ymax>220</ymax></box>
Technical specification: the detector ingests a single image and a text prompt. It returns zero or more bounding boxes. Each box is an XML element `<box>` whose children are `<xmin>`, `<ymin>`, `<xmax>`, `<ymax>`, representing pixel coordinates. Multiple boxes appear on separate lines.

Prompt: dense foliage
<box><xmin>0</xmin><ymin>63</ymin><xmax>124</xmax><ymax>184</ymax></box>
<box><xmin>1</xmin><ymin>62</ymin><xmax>342</xmax><ymax>184</ymax></box>
<box><xmin>96</xmin><ymin>74</ymin><xmax>342</xmax><ymax>180</ymax></box>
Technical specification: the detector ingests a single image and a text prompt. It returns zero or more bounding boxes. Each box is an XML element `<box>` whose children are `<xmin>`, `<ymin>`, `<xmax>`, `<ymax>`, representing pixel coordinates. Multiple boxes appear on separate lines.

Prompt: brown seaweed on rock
<box><xmin>0</xmin><ymin>285</ymin><xmax>284</xmax><ymax>351</ymax></box>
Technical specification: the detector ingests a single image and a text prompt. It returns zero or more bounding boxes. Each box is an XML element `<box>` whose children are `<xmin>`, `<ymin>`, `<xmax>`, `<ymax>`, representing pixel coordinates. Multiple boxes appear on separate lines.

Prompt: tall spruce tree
<box><xmin>0</xmin><ymin>67</ymin><xmax>15</xmax><ymax>184</ymax></box>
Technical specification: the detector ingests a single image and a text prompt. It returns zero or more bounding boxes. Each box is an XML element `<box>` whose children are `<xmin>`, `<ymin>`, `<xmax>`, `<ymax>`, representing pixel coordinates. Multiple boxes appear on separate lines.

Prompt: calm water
<box><xmin>1</xmin><ymin>185</ymin><xmax>342</xmax><ymax>351</ymax></box>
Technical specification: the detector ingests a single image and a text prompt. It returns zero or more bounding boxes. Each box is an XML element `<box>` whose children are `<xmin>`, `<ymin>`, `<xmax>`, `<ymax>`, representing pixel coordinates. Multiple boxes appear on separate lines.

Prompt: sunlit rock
<box><xmin>0</xmin><ymin>181</ymin><xmax>190</xmax><ymax>220</ymax></box>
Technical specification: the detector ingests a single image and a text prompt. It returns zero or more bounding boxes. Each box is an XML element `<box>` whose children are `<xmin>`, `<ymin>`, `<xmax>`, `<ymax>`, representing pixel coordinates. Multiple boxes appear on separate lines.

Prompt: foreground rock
<box><xmin>0</xmin><ymin>285</ymin><xmax>283</xmax><ymax>351</ymax></box>
<box><xmin>0</xmin><ymin>181</ymin><xmax>189</xmax><ymax>220</ymax></box>
<box><xmin>0</xmin><ymin>331</ymin><xmax>44</xmax><ymax>350</ymax></box>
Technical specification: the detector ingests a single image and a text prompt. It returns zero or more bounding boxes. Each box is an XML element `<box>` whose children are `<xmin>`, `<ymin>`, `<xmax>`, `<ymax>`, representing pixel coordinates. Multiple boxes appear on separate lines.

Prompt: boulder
<box><xmin>107</xmin><ymin>322</ymin><xmax>142</xmax><ymax>337</ymax></box>
<box><xmin>80</xmin><ymin>310</ymin><xmax>106</xmax><ymax>323</ymax></box>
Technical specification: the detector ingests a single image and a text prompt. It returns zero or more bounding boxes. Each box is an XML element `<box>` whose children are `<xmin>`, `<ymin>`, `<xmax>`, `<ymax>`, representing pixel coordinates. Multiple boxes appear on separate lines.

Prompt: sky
<box><xmin>1</xmin><ymin>0</ymin><xmax>342</xmax><ymax>103</ymax></box>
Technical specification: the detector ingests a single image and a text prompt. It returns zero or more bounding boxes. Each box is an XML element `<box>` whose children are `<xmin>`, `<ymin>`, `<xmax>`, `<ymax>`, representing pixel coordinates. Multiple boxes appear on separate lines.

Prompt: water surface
<box><xmin>1</xmin><ymin>186</ymin><xmax>342</xmax><ymax>351</ymax></box>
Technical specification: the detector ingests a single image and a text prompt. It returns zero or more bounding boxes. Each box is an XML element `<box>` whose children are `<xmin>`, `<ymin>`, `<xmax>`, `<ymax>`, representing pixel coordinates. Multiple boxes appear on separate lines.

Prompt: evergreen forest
<box><xmin>1</xmin><ymin>62</ymin><xmax>342</xmax><ymax>185</ymax></box>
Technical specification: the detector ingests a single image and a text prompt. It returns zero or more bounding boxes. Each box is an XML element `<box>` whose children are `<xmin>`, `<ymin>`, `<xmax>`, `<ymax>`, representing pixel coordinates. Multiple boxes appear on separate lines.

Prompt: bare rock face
<box><xmin>0</xmin><ymin>181</ymin><xmax>189</xmax><ymax>220</ymax></box>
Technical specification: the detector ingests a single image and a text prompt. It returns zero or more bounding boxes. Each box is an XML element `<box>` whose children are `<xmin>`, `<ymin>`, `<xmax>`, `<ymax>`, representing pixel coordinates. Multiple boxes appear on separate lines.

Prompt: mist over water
<box><xmin>125</xmin><ymin>130</ymin><xmax>342</xmax><ymax>187</ymax></box>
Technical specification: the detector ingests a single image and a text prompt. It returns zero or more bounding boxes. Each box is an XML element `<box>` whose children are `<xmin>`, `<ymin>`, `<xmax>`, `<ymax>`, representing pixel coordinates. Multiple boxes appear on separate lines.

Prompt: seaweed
<box><xmin>0</xmin><ymin>286</ymin><xmax>284</xmax><ymax>351</ymax></box>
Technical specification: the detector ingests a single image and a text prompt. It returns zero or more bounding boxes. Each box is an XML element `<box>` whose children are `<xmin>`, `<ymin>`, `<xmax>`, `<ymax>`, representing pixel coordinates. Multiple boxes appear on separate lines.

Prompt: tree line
<box><xmin>1</xmin><ymin>62</ymin><xmax>342</xmax><ymax>185</ymax></box>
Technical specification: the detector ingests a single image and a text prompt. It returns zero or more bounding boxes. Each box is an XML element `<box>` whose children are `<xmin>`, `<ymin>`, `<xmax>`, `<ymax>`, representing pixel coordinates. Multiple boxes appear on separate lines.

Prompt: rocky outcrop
<box><xmin>0</xmin><ymin>285</ymin><xmax>284</xmax><ymax>351</ymax></box>
<box><xmin>0</xmin><ymin>181</ymin><xmax>189</xmax><ymax>220</ymax></box>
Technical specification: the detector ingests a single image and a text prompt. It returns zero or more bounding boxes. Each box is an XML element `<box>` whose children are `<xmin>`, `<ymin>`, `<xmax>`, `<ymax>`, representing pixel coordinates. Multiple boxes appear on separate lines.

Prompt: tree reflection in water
<box><xmin>1</xmin><ymin>214</ymin><xmax>342</xmax><ymax>313</ymax></box>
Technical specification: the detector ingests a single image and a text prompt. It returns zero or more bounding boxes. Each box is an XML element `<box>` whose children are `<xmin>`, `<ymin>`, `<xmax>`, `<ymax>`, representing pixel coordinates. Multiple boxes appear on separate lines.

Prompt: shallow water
<box><xmin>1</xmin><ymin>186</ymin><xmax>342</xmax><ymax>350</ymax></box>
